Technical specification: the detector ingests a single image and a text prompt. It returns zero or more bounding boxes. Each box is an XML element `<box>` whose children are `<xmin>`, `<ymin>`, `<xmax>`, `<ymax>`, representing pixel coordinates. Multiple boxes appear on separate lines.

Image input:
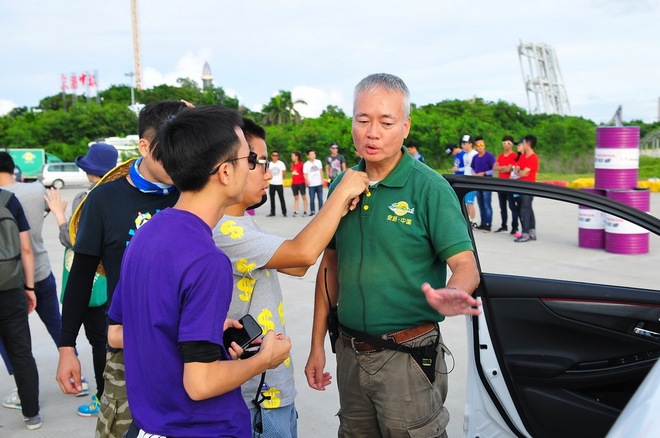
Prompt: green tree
<box><xmin>261</xmin><ymin>91</ymin><xmax>307</xmax><ymax>125</ymax></box>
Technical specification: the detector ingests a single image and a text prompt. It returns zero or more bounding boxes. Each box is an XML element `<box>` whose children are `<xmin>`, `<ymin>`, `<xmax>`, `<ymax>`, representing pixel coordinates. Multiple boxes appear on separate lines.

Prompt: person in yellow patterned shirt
<box><xmin>213</xmin><ymin>118</ymin><xmax>368</xmax><ymax>437</ymax></box>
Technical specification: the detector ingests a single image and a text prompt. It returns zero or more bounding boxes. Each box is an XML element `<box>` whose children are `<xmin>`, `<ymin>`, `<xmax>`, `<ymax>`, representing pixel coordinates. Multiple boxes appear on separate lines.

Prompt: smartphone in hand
<box><xmin>223</xmin><ymin>314</ymin><xmax>262</xmax><ymax>351</ymax></box>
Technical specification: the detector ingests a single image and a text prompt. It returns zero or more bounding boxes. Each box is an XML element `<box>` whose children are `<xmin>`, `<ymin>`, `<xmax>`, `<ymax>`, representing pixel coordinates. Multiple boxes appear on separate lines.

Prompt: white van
<box><xmin>37</xmin><ymin>162</ymin><xmax>89</xmax><ymax>188</ymax></box>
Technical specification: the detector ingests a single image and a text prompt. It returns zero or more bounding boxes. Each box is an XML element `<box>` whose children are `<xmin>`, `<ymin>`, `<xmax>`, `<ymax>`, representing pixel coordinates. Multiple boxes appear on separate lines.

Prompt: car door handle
<box><xmin>634</xmin><ymin>322</ymin><xmax>660</xmax><ymax>339</ymax></box>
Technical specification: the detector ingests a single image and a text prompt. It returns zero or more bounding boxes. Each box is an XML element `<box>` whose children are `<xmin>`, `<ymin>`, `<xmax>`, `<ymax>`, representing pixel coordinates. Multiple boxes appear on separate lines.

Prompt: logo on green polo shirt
<box><xmin>388</xmin><ymin>201</ymin><xmax>415</xmax><ymax>216</ymax></box>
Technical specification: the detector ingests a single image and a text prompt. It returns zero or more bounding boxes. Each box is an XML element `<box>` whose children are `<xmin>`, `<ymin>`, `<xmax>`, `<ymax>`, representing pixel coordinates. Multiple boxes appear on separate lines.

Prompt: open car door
<box><xmin>445</xmin><ymin>175</ymin><xmax>660</xmax><ymax>438</ymax></box>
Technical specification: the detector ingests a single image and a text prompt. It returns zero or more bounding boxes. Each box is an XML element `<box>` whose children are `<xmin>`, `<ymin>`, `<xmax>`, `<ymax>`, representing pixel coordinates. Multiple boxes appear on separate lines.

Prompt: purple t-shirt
<box><xmin>109</xmin><ymin>208</ymin><xmax>249</xmax><ymax>437</ymax></box>
<box><xmin>471</xmin><ymin>151</ymin><xmax>496</xmax><ymax>176</ymax></box>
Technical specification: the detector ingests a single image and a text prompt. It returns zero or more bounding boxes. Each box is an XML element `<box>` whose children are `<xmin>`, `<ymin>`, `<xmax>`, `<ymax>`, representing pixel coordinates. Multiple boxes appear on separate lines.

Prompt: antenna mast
<box><xmin>131</xmin><ymin>0</ymin><xmax>142</xmax><ymax>92</ymax></box>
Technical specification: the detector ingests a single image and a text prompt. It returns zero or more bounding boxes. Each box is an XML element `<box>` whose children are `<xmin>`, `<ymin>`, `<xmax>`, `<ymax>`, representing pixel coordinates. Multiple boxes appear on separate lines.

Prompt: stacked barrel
<box><xmin>579</xmin><ymin>126</ymin><xmax>650</xmax><ymax>254</ymax></box>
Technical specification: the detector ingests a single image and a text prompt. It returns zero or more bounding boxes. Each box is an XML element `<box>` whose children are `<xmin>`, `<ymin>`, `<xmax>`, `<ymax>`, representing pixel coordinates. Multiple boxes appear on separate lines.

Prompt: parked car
<box><xmin>443</xmin><ymin>175</ymin><xmax>660</xmax><ymax>438</ymax></box>
<box><xmin>37</xmin><ymin>162</ymin><xmax>89</xmax><ymax>188</ymax></box>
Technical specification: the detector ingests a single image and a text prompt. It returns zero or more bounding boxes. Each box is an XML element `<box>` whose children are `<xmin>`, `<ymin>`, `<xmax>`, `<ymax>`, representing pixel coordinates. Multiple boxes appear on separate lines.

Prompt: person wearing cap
<box><xmin>492</xmin><ymin>135</ymin><xmax>520</xmax><ymax>234</ymax></box>
<box><xmin>406</xmin><ymin>142</ymin><xmax>425</xmax><ymax>163</ymax></box>
<box><xmin>305</xmin><ymin>73</ymin><xmax>481</xmax><ymax>437</ymax></box>
<box><xmin>55</xmin><ymin>101</ymin><xmax>187</xmax><ymax>438</ymax></box>
<box><xmin>512</xmin><ymin>135</ymin><xmax>540</xmax><ymax>242</ymax></box>
<box><xmin>461</xmin><ymin>134</ymin><xmax>478</xmax><ymax>226</ymax></box>
<box><xmin>447</xmin><ymin>144</ymin><xmax>465</xmax><ymax>174</ymax></box>
<box><xmin>43</xmin><ymin>142</ymin><xmax>118</xmax><ymax>416</ymax></box>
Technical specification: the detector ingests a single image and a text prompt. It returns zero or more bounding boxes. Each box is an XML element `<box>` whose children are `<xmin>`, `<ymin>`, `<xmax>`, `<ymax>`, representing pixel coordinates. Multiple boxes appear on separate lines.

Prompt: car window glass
<box><xmin>463</xmin><ymin>192</ymin><xmax>659</xmax><ymax>291</ymax></box>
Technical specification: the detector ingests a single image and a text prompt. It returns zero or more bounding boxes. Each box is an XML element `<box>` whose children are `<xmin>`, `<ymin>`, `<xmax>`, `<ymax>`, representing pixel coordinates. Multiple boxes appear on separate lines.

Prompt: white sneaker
<box><xmin>2</xmin><ymin>388</ymin><xmax>21</xmax><ymax>410</ymax></box>
<box><xmin>69</xmin><ymin>376</ymin><xmax>90</xmax><ymax>397</ymax></box>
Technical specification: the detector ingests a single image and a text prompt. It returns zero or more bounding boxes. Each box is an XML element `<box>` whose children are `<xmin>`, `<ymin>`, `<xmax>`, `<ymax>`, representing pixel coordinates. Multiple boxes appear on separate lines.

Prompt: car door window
<box><xmin>469</xmin><ymin>195</ymin><xmax>658</xmax><ymax>291</ymax></box>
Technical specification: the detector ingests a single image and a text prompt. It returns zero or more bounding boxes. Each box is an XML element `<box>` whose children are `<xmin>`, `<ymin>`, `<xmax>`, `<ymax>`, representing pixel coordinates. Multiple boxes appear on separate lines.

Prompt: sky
<box><xmin>1</xmin><ymin>0</ymin><xmax>659</xmax><ymax>128</ymax></box>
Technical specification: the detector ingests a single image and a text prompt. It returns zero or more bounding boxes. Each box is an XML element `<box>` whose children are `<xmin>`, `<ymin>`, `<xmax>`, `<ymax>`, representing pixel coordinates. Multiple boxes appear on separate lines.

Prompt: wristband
<box><xmin>24</xmin><ymin>285</ymin><xmax>35</xmax><ymax>291</ymax></box>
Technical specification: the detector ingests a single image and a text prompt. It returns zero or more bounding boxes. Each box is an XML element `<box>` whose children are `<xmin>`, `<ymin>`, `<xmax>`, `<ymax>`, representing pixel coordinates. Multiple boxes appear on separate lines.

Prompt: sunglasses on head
<box><xmin>208</xmin><ymin>151</ymin><xmax>258</xmax><ymax>175</ymax></box>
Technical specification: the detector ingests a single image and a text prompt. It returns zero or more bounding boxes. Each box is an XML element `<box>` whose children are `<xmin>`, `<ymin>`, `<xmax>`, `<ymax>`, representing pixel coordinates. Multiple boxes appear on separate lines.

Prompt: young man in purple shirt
<box><xmin>107</xmin><ymin>106</ymin><xmax>291</xmax><ymax>437</ymax></box>
<box><xmin>471</xmin><ymin>136</ymin><xmax>496</xmax><ymax>231</ymax></box>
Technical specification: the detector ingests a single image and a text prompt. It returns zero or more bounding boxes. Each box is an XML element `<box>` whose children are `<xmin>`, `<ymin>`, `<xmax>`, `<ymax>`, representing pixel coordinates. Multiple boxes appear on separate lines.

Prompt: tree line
<box><xmin>2</xmin><ymin>79</ymin><xmax>658</xmax><ymax>173</ymax></box>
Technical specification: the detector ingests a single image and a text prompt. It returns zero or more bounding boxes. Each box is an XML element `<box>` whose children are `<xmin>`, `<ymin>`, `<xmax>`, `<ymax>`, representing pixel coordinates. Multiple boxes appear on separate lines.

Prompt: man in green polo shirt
<box><xmin>304</xmin><ymin>73</ymin><xmax>482</xmax><ymax>437</ymax></box>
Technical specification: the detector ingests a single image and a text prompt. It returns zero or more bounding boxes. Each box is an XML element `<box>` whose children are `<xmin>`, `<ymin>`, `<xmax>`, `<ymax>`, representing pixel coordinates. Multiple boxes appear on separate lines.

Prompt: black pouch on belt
<box><xmin>323</xmin><ymin>267</ymin><xmax>339</xmax><ymax>354</ymax></box>
<box><xmin>327</xmin><ymin>306</ymin><xmax>339</xmax><ymax>353</ymax></box>
<box><xmin>409</xmin><ymin>336</ymin><xmax>440</xmax><ymax>384</ymax></box>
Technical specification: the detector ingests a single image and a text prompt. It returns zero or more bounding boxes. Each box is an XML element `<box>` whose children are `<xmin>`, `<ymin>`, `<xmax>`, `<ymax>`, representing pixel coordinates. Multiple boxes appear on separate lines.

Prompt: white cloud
<box><xmin>0</xmin><ymin>100</ymin><xmax>17</xmax><ymax>116</ymax></box>
<box><xmin>141</xmin><ymin>49</ymin><xmax>213</xmax><ymax>89</ymax></box>
<box><xmin>292</xmin><ymin>86</ymin><xmax>347</xmax><ymax>119</ymax></box>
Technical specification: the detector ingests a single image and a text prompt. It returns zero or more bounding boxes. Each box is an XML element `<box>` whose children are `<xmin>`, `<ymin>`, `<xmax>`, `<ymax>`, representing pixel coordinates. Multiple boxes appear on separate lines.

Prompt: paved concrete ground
<box><xmin>1</xmin><ymin>185</ymin><xmax>658</xmax><ymax>437</ymax></box>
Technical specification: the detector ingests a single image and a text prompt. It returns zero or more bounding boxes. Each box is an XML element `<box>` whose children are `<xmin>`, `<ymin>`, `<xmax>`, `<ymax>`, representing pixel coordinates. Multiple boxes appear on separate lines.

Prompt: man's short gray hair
<box><xmin>353</xmin><ymin>73</ymin><xmax>411</xmax><ymax>118</ymax></box>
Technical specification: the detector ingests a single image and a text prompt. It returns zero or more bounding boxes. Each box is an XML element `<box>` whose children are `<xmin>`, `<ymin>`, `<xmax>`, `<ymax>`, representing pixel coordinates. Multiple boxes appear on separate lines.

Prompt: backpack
<box><xmin>0</xmin><ymin>190</ymin><xmax>23</xmax><ymax>291</ymax></box>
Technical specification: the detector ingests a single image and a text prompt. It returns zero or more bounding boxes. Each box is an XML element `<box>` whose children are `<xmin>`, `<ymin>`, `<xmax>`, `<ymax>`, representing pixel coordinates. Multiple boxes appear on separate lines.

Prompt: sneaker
<box><xmin>302</xmin><ymin>212</ymin><xmax>308</xmax><ymax>217</ymax></box>
<box><xmin>2</xmin><ymin>389</ymin><xmax>21</xmax><ymax>410</ymax></box>
<box><xmin>514</xmin><ymin>232</ymin><xmax>522</xmax><ymax>239</ymax></box>
<box><xmin>514</xmin><ymin>234</ymin><xmax>531</xmax><ymax>243</ymax></box>
<box><xmin>23</xmin><ymin>414</ymin><xmax>42</xmax><ymax>430</ymax></box>
<box><xmin>309</xmin><ymin>212</ymin><xmax>315</xmax><ymax>216</ymax></box>
<box><xmin>530</xmin><ymin>229</ymin><xmax>537</xmax><ymax>240</ymax></box>
<box><xmin>494</xmin><ymin>227</ymin><xmax>507</xmax><ymax>233</ymax></box>
<box><xmin>70</xmin><ymin>376</ymin><xmax>89</xmax><ymax>397</ymax></box>
<box><xmin>471</xmin><ymin>222</ymin><xmax>478</xmax><ymax>228</ymax></box>
<box><xmin>293</xmin><ymin>212</ymin><xmax>298</xmax><ymax>217</ymax></box>
<box><xmin>77</xmin><ymin>394</ymin><xmax>100</xmax><ymax>417</ymax></box>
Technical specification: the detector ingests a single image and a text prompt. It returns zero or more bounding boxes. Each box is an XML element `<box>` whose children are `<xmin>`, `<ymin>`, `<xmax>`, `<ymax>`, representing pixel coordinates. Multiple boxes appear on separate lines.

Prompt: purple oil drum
<box><xmin>604</xmin><ymin>188</ymin><xmax>650</xmax><ymax>254</ymax></box>
<box><xmin>594</xmin><ymin>127</ymin><xmax>640</xmax><ymax>190</ymax></box>
<box><xmin>578</xmin><ymin>188</ymin><xmax>605</xmax><ymax>249</ymax></box>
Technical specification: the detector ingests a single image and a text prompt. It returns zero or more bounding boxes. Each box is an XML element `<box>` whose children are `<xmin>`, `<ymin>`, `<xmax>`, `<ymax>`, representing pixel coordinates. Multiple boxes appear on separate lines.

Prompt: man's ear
<box><xmin>137</xmin><ymin>138</ymin><xmax>150</xmax><ymax>158</ymax></box>
<box><xmin>215</xmin><ymin>162</ymin><xmax>232</xmax><ymax>186</ymax></box>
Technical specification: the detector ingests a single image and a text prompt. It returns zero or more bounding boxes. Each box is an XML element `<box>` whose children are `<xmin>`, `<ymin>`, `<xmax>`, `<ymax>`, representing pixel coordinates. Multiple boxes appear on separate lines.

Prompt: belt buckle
<box><xmin>350</xmin><ymin>337</ymin><xmax>361</xmax><ymax>354</ymax></box>
<box><xmin>349</xmin><ymin>337</ymin><xmax>370</xmax><ymax>355</ymax></box>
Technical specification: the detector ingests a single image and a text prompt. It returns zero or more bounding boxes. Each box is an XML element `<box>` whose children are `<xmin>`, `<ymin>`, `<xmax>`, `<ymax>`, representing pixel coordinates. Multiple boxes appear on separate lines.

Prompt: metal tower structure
<box><xmin>131</xmin><ymin>0</ymin><xmax>142</xmax><ymax>92</ymax></box>
<box><xmin>518</xmin><ymin>42</ymin><xmax>571</xmax><ymax>116</ymax></box>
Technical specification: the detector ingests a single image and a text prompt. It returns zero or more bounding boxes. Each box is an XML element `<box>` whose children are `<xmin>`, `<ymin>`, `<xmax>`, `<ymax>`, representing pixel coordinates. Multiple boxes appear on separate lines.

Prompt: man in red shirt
<box><xmin>512</xmin><ymin>135</ymin><xmax>539</xmax><ymax>242</ymax></box>
<box><xmin>492</xmin><ymin>135</ymin><xmax>519</xmax><ymax>234</ymax></box>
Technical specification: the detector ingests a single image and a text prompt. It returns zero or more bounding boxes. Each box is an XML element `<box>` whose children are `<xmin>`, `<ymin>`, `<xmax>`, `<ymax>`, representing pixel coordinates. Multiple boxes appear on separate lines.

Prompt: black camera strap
<box><xmin>324</xmin><ymin>267</ymin><xmax>340</xmax><ymax>353</ymax></box>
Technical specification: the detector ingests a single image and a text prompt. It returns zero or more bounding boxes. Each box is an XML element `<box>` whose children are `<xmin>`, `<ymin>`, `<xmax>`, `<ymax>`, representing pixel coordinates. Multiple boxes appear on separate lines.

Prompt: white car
<box><xmin>444</xmin><ymin>175</ymin><xmax>660</xmax><ymax>438</ymax></box>
<box><xmin>37</xmin><ymin>162</ymin><xmax>89</xmax><ymax>188</ymax></box>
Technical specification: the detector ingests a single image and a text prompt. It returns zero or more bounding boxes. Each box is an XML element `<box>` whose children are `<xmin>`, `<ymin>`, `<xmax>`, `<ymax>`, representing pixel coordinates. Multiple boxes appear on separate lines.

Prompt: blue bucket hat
<box><xmin>75</xmin><ymin>143</ymin><xmax>118</xmax><ymax>177</ymax></box>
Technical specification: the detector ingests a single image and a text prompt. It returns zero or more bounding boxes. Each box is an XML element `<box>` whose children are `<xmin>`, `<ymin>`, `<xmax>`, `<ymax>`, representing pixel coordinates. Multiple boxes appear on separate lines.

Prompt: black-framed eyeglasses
<box><xmin>209</xmin><ymin>151</ymin><xmax>258</xmax><ymax>175</ymax></box>
<box><xmin>256</xmin><ymin>158</ymin><xmax>269</xmax><ymax>172</ymax></box>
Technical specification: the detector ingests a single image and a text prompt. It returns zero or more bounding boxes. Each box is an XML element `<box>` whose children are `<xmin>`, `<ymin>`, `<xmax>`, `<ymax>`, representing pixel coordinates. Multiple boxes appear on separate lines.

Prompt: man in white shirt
<box><xmin>303</xmin><ymin>150</ymin><xmax>324</xmax><ymax>216</ymax></box>
<box><xmin>267</xmin><ymin>150</ymin><xmax>287</xmax><ymax>217</ymax></box>
<box><xmin>461</xmin><ymin>134</ymin><xmax>478</xmax><ymax>226</ymax></box>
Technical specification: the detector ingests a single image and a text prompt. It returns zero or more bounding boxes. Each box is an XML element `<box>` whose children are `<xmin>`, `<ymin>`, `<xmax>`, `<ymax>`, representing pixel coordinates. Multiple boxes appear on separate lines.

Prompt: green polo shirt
<box><xmin>329</xmin><ymin>148</ymin><xmax>474</xmax><ymax>335</ymax></box>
